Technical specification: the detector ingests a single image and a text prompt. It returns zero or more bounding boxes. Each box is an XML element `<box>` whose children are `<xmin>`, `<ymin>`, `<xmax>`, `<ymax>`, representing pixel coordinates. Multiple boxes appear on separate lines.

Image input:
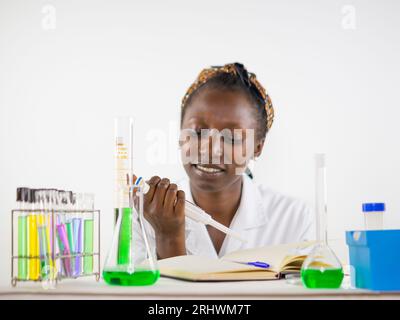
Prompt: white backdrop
<box><xmin>1</xmin><ymin>0</ymin><xmax>399</xmax><ymax>286</ymax></box>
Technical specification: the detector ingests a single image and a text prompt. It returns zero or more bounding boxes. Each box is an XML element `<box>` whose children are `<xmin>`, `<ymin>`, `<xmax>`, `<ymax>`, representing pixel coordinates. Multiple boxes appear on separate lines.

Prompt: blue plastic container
<box><xmin>346</xmin><ymin>229</ymin><xmax>400</xmax><ymax>291</ymax></box>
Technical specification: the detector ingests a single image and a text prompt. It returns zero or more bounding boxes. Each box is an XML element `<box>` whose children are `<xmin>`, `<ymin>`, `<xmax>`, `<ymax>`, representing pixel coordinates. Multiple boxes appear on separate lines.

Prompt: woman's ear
<box><xmin>254</xmin><ymin>138</ymin><xmax>265</xmax><ymax>158</ymax></box>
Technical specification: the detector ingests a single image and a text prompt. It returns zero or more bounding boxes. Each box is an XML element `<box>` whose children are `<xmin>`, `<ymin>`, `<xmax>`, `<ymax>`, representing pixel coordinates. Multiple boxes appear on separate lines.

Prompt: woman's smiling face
<box><xmin>180</xmin><ymin>88</ymin><xmax>265</xmax><ymax>193</ymax></box>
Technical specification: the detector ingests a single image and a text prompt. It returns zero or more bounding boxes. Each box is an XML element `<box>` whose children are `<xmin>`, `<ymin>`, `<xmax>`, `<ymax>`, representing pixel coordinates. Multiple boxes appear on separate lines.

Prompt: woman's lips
<box><xmin>191</xmin><ymin>163</ymin><xmax>225</xmax><ymax>176</ymax></box>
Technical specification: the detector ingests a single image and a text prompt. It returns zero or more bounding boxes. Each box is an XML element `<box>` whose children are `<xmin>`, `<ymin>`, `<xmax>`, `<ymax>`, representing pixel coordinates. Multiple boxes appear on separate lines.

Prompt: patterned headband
<box><xmin>181</xmin><ymin>63</ymin><xmax>274</xmax><ymax>133</ymax></box>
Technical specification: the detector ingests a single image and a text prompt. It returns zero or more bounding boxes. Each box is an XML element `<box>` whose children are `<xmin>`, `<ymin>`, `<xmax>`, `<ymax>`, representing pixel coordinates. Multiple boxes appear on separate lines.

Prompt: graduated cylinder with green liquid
<box><xmin>103</xmin><ymin>117</ymin><xmax>159</xmax><ymax>286</ymax></box>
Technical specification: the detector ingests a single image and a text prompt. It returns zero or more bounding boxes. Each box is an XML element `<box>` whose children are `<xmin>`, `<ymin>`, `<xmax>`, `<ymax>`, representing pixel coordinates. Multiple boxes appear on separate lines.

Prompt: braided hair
<box><xmin>181</xmin><ymin>62</ymin><xmax>274</xmax><ymax>141</ymax></box>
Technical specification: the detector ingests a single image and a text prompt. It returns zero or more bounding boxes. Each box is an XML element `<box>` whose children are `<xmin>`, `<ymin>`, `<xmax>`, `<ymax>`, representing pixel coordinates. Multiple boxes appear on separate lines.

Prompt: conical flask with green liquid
<box><xmin>103</xmin><ymin>117</ymin><xmax>159</xmax><ymax>286</ymax></box>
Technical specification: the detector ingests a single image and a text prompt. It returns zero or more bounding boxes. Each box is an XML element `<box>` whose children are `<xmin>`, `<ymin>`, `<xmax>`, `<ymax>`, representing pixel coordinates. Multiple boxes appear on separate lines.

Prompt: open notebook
<box><xmin>157</xmin><ymin>241</ymin><xmax>316</xmax><ymax>281</ymax></box>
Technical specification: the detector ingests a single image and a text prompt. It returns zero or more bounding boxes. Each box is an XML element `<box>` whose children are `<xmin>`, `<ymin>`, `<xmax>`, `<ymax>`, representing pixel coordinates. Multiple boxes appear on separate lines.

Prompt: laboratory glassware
<box><xmin>103</xmin><ymin>117</ymin><xmax>159</xmax><ymax>286</ymax></box>
<box><xmin>301</xmin><ymin>154</ymin><xmax>344</xmax><ymax>289</ymax></box>
<box><xmin>17</xmin><ymin>188</ymin><xmax>28</xmax><ymax>280</ymax></box>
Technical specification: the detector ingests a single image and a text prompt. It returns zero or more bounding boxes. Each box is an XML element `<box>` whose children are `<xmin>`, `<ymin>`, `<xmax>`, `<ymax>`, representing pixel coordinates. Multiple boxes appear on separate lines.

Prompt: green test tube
<box><xmin>83</xmin><ymin>219</ymin><xmax>94</xmax><ymax>274</ymax></box>
<box><xmin>117</xmin><ymin>207</ymin><xmax>132</xmax><ymax>265</ymax></box>
<box><xmin>18</xmin><ymin>215</ymin><xmax>28</xmax><ymax>279</ymax></box>
<box><xmin>17</xmin><ymin>188</ymin><xmax>29</xmax><ymax>280</ymax></box>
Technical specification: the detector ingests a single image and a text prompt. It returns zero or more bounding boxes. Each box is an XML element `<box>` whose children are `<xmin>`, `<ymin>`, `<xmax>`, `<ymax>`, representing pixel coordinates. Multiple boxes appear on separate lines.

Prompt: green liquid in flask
<box><xmin>103</xmin><ymin>269</ymin><xmax>160</xmax><ymax>286</ymax></box>
<box><xmin>105</xmin><ymin>208</ymin><xmax>159</xmax><ymax>286</ymax></box>
<box><xmin>301</xmin><ymin>268</ymin><xmax>344</xmax><ymax>289</ymax></box>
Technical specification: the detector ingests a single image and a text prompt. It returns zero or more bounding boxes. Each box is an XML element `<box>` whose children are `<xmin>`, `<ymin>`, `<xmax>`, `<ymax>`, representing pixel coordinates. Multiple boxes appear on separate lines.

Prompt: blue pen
<box><xmin>236</xmin><ymin>261</ymin><xmax>270</xmax><ymax>269</ymax></box>
<box><xmin>247</xmin><ymin>261</ymin><xmax>270</xmax><ymax>268</ymax></box>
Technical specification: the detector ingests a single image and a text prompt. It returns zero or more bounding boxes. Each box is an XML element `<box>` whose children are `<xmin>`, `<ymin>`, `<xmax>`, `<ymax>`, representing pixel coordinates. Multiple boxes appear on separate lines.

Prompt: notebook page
<box><xmin>221</xmin><ymin>241</ymin><xmax>315</xmax><ymax>272</ymax></box>
<box><xmin>158</xmin><ymin>254</ymin><xmax>269</xmax><ymax>277</ymax></box>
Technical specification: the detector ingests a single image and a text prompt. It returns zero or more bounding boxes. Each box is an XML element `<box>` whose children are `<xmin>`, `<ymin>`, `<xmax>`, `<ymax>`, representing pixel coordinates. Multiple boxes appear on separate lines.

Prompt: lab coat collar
<box><xmin>178</xmin><ymin>174</ymin><xmax>269</xmax><ymax>258</ymax></box>
<box><xmin>230</xmin><ymin>174</ymin><xmax>269</xmax><ymax>230</ymax></box>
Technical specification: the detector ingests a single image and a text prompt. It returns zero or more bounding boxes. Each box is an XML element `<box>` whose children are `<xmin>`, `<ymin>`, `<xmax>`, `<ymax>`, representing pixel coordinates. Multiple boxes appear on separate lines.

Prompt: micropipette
<box><xmin>133</xmin><ymin>177</ymin><xmax>247</xmax><ymax>243</ymax></box>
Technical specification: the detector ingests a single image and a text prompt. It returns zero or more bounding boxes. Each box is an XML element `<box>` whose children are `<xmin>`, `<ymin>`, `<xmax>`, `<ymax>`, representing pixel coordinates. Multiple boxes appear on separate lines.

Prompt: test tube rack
<box><xmin>11</xmin><ymin>209</ymin><xmax>101</xmax><ymax>287</ymax></box>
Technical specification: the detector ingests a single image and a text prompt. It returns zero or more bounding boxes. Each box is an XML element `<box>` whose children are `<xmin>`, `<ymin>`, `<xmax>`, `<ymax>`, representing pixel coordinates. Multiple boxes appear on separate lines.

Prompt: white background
<box><xmin>1</xmin><ymin>0</ymin><xmax>399</xmax><ymax>287</ymax></box>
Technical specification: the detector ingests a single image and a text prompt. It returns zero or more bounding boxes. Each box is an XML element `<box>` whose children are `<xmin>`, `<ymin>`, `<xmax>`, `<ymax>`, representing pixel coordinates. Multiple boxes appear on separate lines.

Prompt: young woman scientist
<box><xmin>134</xmin><ymin>62</ymin><xmax>314</xmax><ymax>261</ymax></box>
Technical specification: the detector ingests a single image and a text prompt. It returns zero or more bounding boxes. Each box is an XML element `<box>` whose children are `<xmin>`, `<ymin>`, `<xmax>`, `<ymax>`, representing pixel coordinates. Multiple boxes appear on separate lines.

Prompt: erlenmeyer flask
<box><xmin>102</xmin><ymin>117</ymin><xmax>159</xmax><ymax>286</ymax></box>
<box><xmin>103</xmin><ymin>184</ymin><xmax>159</xmax><ymax>286</ymax></box>
<box><xmin>301</xmin><ymin>154</ymin><xmax>344</xmax><ymax>288</ymax></box>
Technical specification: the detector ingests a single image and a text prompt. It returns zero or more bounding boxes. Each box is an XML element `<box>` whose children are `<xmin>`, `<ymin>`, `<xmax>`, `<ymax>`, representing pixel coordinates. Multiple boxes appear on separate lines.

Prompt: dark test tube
<box><xmin>16</xmin><ymin>188</ymin><xmax>22</xmax><ymax>202</ymax></box>
<box><xmin>17</xmin><ymin>187</ymin><xmax>30</xmax><ymax>202</ymax></box>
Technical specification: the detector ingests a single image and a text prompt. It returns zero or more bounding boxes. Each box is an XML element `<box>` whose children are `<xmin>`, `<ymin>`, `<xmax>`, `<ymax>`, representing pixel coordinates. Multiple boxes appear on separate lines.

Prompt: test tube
<box><xmin>65</xmin><ymin>191</ymin><xmax>75</xmax><ymax>276</ymax></box>
<box><xmin>28</xmin><ymin>189</ymin><xmax>40</xmax><ymax>280</ymax></box>
<box><xmin>35</xmin><ymin>190</ymin><xmax>47</xmax><ymax>272</ymax></box>
<box><xmin>83</xmin><ymin>193</ymin><xmax>94</xmax><ymax>274</ymax></box>
<box><xmin>56</xmin><ymin>223</ymin><xmax>72</xmax><ymax>276</ymax></box>
<box><xmin>72</xmin><ymin>192</ymin><xmax>83</xmax><ymax>276</ymax></box>
<box><xmin>72</xmin><ymin>218</ymin><xmax>82</xmax><ymax>276</ymax></box>
<box><xmin>52</xmin><ymin>189</ymin><xmax>63</xmax><ymax>277</ymax></box>
<box><xmin>47</xmin><ymin>189</ymin><xmax>58</xmax><ymax>270</ymax></box>
<box><xmin>38</xmin><ymin>221</ymin><xmax>56</xmax><ymax>289</ymax></box>
<box><xmin>17</xmin><ymin>188</ymin><xmax>28</xmax><ymax>280</ymax></box>
<box><xmin>38</xmin><ymin>224</ymin><xmax>49</xmax><ymax>273</ymax></box>
<box><xmin>56</xmin><ymin>190</ymin><xmax>72</xmax><ymax>277</ymax></box>
<box><xmin>37</xmin><ymin>189</ymin><xmax>55</xmax><ymax>282</ymax></box>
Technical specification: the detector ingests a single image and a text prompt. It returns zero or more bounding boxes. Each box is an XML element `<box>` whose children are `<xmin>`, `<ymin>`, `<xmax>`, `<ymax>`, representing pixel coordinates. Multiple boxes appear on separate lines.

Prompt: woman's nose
<box><xmin>199</xmin><ymin>130</ymin><xmax>223</xmax><ymax>162</ymax></box>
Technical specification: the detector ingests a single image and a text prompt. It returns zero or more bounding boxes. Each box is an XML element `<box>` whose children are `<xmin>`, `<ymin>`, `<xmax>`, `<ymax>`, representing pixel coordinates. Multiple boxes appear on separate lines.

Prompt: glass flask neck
<box><xmin>315</xmin><ymin>154</ymin><xmax>328</xmax><ymax>246</ymax></box>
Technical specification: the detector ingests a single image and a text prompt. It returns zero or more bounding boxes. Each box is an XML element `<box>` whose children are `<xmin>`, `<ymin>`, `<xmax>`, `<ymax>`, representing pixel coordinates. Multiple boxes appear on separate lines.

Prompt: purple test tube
<box><xmin>56</xmin><ymin>224</ymin><xmax>72</xmax><ymax>276</ymax></box>
<box><xmin>72</xmin><ymin>218</ymin><xmax>82</xmax><ymax>276</ymax></box>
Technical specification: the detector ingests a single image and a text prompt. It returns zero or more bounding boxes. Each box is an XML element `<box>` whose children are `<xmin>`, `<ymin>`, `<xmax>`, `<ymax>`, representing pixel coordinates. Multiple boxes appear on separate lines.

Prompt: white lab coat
<box><xmin>133</xmin><ymin>174</ymin><xmax>314</xmax><ymax>263</ymax></box>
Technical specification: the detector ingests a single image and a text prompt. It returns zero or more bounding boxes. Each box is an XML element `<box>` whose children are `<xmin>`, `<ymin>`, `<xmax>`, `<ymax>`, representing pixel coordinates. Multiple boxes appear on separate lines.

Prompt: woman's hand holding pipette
<box><xmin>132</xmin><ymin>175</ymin><xmax>187</xmax><ymax>259</ymax></box>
